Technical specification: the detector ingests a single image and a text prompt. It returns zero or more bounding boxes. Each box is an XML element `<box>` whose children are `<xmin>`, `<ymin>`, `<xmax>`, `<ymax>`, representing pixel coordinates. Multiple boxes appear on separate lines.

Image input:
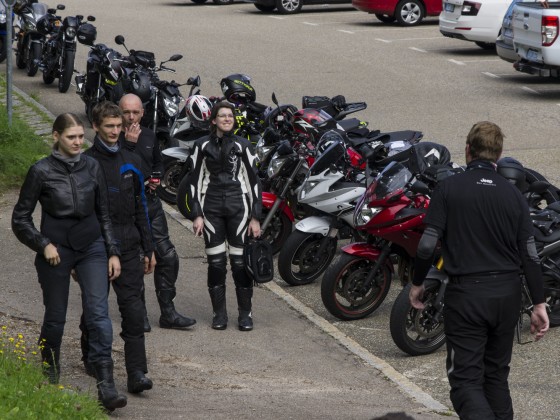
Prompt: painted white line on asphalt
<box><xmin>462</xmin><ymin>59</ymin><xmax>502</xmax><ymax>63</ymax></box>
<box><xmin>482</xmin><ymin>72</ymin><xmax>501</xmax><ymax>79</ymax></box>
<box><xmin>449</xmin><ymin>59</ymin><xmax>465</xmax><ymax>65</ymax></box>
<box><xmin>264</xmin><ymin>280</ymin><xmax>450</xmax><ymax>413</ymax></box>
<box><xmin>303</xmin><ymin>22</ymin><xmax>319</xmax><ymax>26</ymax></box>
<box><xmin>376</xmin><ymin>38</ymin><xmax>392</xmax><ymax>43</ymax></box>
<box><xmin>521</xmin><ymin>86</ymin><xmax>540</xmax><ymax>94</ymax></box>
<box><xmin>390</xmin><ymin>37</ymin><xmax>443</xmax><ymax>41</ymax></box>
<box><xmin>268</xmin><ymin>16</ymin><xmax>285</xmax><ymax>20</ymax></box>
<box><xmin>338</xmin><ymin>30</ymin><xmax>355</xmax><ymax>34</ymax></box>
<box><xmin>410</xmin><ymin>47</ymin><xmax>427</xmax><ymax>53</ymax></box>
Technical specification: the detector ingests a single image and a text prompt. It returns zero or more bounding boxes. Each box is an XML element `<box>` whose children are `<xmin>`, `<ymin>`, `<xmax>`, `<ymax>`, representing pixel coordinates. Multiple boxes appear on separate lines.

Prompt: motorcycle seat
<box><xmin>534</xmin><ymin>226</ymin><xmax>560</xmax><ymax>244</ymax></box>
<box><xmin>337</xmin><ymin>118</ymin><xmax>362</xmax><ymax>132</ymax></box>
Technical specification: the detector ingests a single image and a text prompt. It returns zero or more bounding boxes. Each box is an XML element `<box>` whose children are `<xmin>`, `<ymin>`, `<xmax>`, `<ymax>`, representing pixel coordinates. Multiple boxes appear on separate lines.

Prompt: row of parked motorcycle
<box><xmin>7</xmin><ymin>1</ymin><xmax>560</xmax><ymax>358</ymax></box>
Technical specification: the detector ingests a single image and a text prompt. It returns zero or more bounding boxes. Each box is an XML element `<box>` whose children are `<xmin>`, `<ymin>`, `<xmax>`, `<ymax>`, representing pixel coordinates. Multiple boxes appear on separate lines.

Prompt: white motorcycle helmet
<box><xmin>185</xmin><ymin>95</ymin><xmax>213</xmax><ymax>127</ymax></box>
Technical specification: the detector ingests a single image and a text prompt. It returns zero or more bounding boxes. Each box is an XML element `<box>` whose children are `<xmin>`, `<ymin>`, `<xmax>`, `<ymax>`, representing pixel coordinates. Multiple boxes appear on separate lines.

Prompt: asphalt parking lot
<box><xmin>4</xmin><ymin>1</ymin><xmax>560</xmax><ymax>418</ymax></box>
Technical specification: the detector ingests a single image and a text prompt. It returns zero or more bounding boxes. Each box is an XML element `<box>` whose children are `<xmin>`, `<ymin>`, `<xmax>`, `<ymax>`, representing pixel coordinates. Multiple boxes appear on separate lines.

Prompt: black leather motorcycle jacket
<box><xmin>12</xmin><ymin>154</ymin><xmax>119</xmax><ymax>256</ymax></box>
<box><xmin>184</xmin><ymin>132</ymin><xmax>261</xmax><ymax>221</ymax></box>
<box><xmin>85</xmin><ymin>137</ymin><xmax>154</xmax><ymax>257</ymax></box>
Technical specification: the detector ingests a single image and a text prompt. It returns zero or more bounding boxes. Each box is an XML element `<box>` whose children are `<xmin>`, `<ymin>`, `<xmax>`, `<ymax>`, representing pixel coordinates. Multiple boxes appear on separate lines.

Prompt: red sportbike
<box><xmin>320</xmin><ymin>147</ymin><xmax>454</xmax><ymax>321</ymax></box>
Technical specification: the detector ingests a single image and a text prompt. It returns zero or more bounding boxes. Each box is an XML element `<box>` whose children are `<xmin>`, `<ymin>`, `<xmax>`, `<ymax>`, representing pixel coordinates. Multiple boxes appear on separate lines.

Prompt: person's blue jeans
<box><xmin>36</xmin><ymin>237</ymin><xmax>113</xmax><ymax>365</ymax></box>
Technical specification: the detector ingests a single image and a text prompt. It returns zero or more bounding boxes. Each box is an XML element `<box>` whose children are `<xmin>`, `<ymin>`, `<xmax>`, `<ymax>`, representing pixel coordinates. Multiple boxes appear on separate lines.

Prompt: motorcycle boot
<box><xmin>94</xmin><ymin>360</ymin><xmax>127</xmax><ymax>412</ymax></box>
<box><xmin>41</xmin><ymin>345</ymin><xmax>60</xmax><ymax>384</ymax></box>
<box><xmin>127</xmin><ymin>370</ymin><xmax>153</xmax><ymax>394</ymax></box>
<box><xmin>140</xmin><ymin>287</ymin><xmax>151</xmax><ymax>333</ymax></box>
<box><xmin>235</xmin><ymin>287</ymin><xmax>254</xmax><ymax>331</ymax></box>
<box><xmin>208</xmin><ymin>285</ymin><xmax>228</xmax><ymax>330</ymax></box>
<box><xmin>231</xmin><ymin>254</ymin><xmax>254</xmax><ymax>331</ymax></box>
<box><xmin>154</xmin><ymin>247</ymin><xmax>196</xmax><ymax>329</ymax></box>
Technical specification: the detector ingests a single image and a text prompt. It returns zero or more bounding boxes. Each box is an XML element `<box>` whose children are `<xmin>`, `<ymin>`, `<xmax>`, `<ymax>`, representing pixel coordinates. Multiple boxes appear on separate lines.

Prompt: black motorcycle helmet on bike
<box><xmin>220</xmin><ymin>74</ymin><xmax>256</xmax><ymax>105</ymax></box>
<box><xmin>497</xmin><ymin>157</ymin><xmax>527</xmax><ymax>192</ymax></box>
<box><xmin>77</xmin><ymin>23</ymin><xmax>97</xmax><ymax>46</ymax></box>
<box><xmin>103</xmin><ymin>50</ymin><xmax>125</xmax><ymax>84</ymax></box>
<box><xmin>129</xmin><ymin>70</ymin><xmax>152</xmax><ymax>103</ymax></box>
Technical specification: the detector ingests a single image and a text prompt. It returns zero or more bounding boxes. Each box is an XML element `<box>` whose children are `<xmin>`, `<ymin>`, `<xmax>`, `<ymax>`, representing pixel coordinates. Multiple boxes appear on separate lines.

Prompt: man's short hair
<box><xmin>92</xmin><ymin>101</ymin><xmax>123</xmax><ymax>127</ymax></box>
<box><xmin>466</xmin><ymin>121</ymin><xmax>504</xmax><ymax>163</ymax></box>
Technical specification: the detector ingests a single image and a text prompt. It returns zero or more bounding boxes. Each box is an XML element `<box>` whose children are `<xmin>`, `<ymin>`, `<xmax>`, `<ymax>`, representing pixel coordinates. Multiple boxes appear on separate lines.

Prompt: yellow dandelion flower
<box><xmin>31</xmin><ymin>351</ymin><xmax>37</xmax><ymax>355</ymax></box>
<box><xmin>8</xmin><ymin>337</ymin><xmax>14</xmax><ymax>343</ymax></box>
<box><xmin>58</xmin><ymin>385</ymin><xmax>64</xmax><ymax>390</ymax></box>
<box><xmin>1</xmin><ymin>326</ymin><xmax>6</xmax><ymax>331</ymax></box>
<box><xmin>17</xmin><ymin>334</ymin><xmax>23</xmax><ymax>339</ymax></box>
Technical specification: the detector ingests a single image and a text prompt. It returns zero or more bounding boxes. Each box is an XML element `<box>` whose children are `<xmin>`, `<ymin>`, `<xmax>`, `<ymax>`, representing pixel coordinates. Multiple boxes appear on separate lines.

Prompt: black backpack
<box><xmin>244</xmin><ymin>238</ymin><xmax>274</xmax><ymax>284</ymax></box>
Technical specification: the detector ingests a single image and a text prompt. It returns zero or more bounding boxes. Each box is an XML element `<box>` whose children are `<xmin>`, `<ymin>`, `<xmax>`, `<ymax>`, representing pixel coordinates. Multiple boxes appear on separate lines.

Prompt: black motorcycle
<box><xmin>0</xmin><ymin>3</ymin><xmax>13</xmax><ymax>63</ymax></box>
<box><xmin>38</xmin><ymin>5</ymin><xmax>96</xmax><ymax>93</ymax></box>
<box><xmin>14</xmin><ymin>0</ymin><xmax>49</xmax><ymax>77</ymax></box>
<box><xmin>75</xmin><ymin>41</ymin><xmax>129</xmax><ymax>123</ymax></box>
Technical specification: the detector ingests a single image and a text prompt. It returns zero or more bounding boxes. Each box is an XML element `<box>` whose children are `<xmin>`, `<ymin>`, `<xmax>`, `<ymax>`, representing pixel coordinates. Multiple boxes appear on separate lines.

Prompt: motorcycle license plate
<box><xmin>444</xmin><ymin>2</ymin><xmax>454</xmax><ymax>12</ymax></box>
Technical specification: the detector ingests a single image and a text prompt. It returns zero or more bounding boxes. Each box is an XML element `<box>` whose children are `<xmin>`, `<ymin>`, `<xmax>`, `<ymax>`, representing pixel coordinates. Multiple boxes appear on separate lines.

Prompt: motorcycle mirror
<box><xmin>272</xmin><ymin>92</ymin><xmax>278</xmax><ymax>106</ymax></box>
<box><xmin>329</xmin><ymin>164</ymin><xmax>338</xmax><ymax>174</ymax></box>
<box><xmin>57</xmin><ymin>4</ymin><xmax>65</xmax><ymax>10</ymax></box>
<box><xmin>114</xmin><ymin>35</ymin><xmax>125</xmax><ymax>45</ymax></box>
<box><xmin>169</xmin><ymin>54</ymin><xmax>183</xmax><ymax>62</ymax></box>
<box><xmin>47</xmin><ymin>8</ymin><xmax>56</xmax><ymax>13</ymax></box>
<box><xmin>87</xmin><ymin>15</ymin><xmax>96</xmax><ymax>21</ymax></box>
<box><xmin>409</xmin><ymin>180</ymin><xmax>430</xmax><ymax>195</ymax></box>
<box><xmin>186</xmin><ymin>75</ymin><xmax>201</xmax><ymax>86</ymax></box>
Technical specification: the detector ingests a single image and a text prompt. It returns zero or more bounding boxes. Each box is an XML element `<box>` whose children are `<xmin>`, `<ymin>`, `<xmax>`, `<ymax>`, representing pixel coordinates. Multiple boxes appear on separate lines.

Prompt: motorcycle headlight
<box><xmin>163</xmin><ymin>97</ymin><xmax>179</xmax><ymax>117</ymax></box>
<box><xmin>354</xmin><ymin>204</ymin><xmax>382</xmax><ymax>227</ymax></box>
<box><xmin>299</xmin><ymin>181</ymin><xmax>318</xmax><ymax>201</ymax></box>
<box><xmin>256</xmin><ymin>144</ymin><xmax>274</xmax><ymax>163</ymax></box>
<box><xmin>0</xmin><ymin>11</ymin><xmax>7</xmax><ymax>25</ymax></box>
<box><xmin>267</xmin><ymin>156</ymin><xmax>287</xmax><ymax>179</ymax></box>
<box><xmin>65</xmin><ymin>27</ymin><xmax>76</xmax><ymax>39</ymax></box>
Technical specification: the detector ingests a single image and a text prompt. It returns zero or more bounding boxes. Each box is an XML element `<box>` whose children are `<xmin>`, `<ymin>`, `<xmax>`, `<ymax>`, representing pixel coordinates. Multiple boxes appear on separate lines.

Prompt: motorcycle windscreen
<box><xmin>309</xmin><ymin>137</ymin><xmax>346</xmax><ymax>176</ymax></box>
<box><xmin>369</xmin><ymin>161</ymin><xmax>412</xmax><ymax>201</ymax></box>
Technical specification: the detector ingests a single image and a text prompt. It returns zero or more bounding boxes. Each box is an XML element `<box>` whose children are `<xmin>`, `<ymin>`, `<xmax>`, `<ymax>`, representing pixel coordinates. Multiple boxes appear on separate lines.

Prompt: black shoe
<box><xmin>94</xmin><ymin>361</ymin><xmax>127</xmax><ymax>411</ymax></box>
<box><xmin>211</xmin><ymin>314</ymin><xmax>228</xmax><ymax>330</ymax></box>
<box><xmin>144</xmin><ymin>315</ymin><xmax>152</xmax><ymax>333</ymax></box>
<box><xmin>159</xmin><ymin>311</ymin><xmax>197</xmax><ymax>329</ymax></box>
<box><xmin>127</xmin><ymin>371</ymin><xmax>153</xmax><ymax>394</ymax></box>
<box><xmin>238</xmin><ymin>311</ymin><xmax>253</xmax><ymax>332</ymax></box>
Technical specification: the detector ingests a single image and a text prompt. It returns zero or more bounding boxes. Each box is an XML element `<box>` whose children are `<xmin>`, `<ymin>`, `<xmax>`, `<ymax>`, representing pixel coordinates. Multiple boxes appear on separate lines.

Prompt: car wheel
<box><xmin>475</xmin><ymin>41</ymin><xmax>496</xmax><ymax>50</ymax></box>
<box><xmin>191</xmin><ymin>0</ymin><xmax>208</xmax><ymax>3</ymax></box>
<box><xmin>375</xmin><ymin>13</ymin><xmax>395</xmax><ymax>23</ymax></box>
<box><xmin>395</xmin><ymin>0</ymin><xmax>424</xmax><ymax>26</ymax></box>
<box><xmin>255</xmin><ymin>3</ymin><xmax>276</xmax><ymax>11</ymax></box>
<box><xmin>213</xmin><ymin>0</ymin><xmax>233</xmax><ymax>4</ymax></box>
<box><xmin>276</xmin><ymin>0</ymin><xmax>302</xmax><ymax>14</ymax></box>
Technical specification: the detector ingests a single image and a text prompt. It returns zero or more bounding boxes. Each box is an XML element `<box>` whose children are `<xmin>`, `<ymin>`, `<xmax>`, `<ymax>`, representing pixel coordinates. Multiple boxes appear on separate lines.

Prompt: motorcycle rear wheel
<box><xmin>278</xmin><ymin>231</ymin><xmax>337</xmax><ymax>286</ymax></box>
<box><xmin>26</xmin><ymin>41</ymin><xmax>41</xmax><ymax>77</ymax></box>
<box><xmin>43</xmin><ymin>69</ymin><xmax>55</xmax><ymax>85</ymax></box>
<box><xmin>16</xmin><ymin>39</ymin><xmax>25</xmax><ymax>69</ymax></box>
<box><xmin>389</xmin><ymin>282</ymin><xmax>446</xmax><ymax>356</ymax></box>
<box><xmin>0</xmin><ymin>36</ymin><xmax>6</xmax><ymax>63</ymax></box>
<box><xmin>58</xmin><ymin>50</ymin><xmax>75</xmax><ymax>93</ymax></box>
<box><xmin>544</xmin><ymin>277</ymin><xmax>560</xmax><ymax>327</ymax></box>
<box><xmin>159</xmin><ymin>161</ymin><xmax>187</xmax><ymax>205</ymax></box>
<box><xmin>321</xmin><ymin>254</ymin><xmax>391</xmax><ymax>321</ymax></box>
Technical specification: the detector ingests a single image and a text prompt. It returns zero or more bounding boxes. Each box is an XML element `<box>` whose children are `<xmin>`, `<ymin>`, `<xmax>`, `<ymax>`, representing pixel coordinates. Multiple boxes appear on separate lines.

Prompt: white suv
<box><xmin>439</xmin><ymin>0</ymin><xmax>512</xmax><ymax>49</ymax></box>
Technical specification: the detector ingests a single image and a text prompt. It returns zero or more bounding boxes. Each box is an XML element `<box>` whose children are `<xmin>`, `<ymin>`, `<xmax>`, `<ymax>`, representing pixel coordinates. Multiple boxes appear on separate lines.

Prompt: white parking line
<box><xmin>303</xmin><ymin>22</ymin><xmax>319</xmax><ymax>26</ymax></box>
<box><xmin>390</xmin><ymin>37</ymin><xmax>444</xmax><ymax>41</ymax></box>
<box><xmin>376</xmin><ymin>38</ymin><xmax>392</xmax><ymax>43</ymax></box>
<box><xmin>409</xmin><ymin>47</ymin><xmax>427</xmax><ymax>53</ymax></box>
<box><xmin>482</xmin><ymin>72</ymin><xmax>501</xmax><ymax>78</ymax></box>
<box><xmin>337</xmin><ymin>26</ymin><xmax>441</xmax><ymax>34</ymax></box>
<box><xmin>521</xmin><ymin>86</ymin><xmax>540</xmax><ymax>94</ymax></box>
<box><xmin>449</xmin><ymin>59</ymin><xmax>466</xmax><ymax>65</ymax></box>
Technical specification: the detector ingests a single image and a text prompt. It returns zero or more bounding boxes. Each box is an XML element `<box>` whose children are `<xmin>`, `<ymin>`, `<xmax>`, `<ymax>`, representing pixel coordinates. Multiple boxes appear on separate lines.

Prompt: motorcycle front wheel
<box><xmin>278</xmin><ymin>231</ymin><xmax>337</xmax><ymax>286</ymax></box>
<box><xmin>389</xmin><ymin>282</ymin><xmax>446</xmax><ymax>356</ymax></box>
<box><xmin>26</xmin><ymin>40</ymin><xmax>41</xmax><ymax>77</ymax></box>
<box><xmin>321</xmin><ymin>254</ymin><xmax>391</xmax><ymax>321</ymax></box>
<box><xmin>0</xmin><ymin>36</ymin><xmax>6</xmax><ymax>63</ymax></box>
<box><xmin>158</xmin><ymin>160</ymin><xmax>186</xmax><ymax>205</ymax></box>
<box><xmin>260</xmin><ymin>208</ymin><xmax>292</xmax><ymax>255</ymax></box>
<box><xmin>58</xmin><ymin>50</ymin><xmax>75</xmax><ymax>93</ymax></box>
<box><xmin>544</xmin><ymin>276</ymin><xmax>560</xmax><ymax>327</ymax></box>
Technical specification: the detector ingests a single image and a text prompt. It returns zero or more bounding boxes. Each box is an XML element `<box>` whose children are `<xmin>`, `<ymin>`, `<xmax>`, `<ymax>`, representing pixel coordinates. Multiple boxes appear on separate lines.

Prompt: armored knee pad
<box><xmin>230</xmin><ymin>254</ymin><xmax>252</xmax><ymax>288</ymax></box>
<box><xmin>207</xmin><ymin>253</ymin><xmax>227</xmax><ymax>288</ymax></box>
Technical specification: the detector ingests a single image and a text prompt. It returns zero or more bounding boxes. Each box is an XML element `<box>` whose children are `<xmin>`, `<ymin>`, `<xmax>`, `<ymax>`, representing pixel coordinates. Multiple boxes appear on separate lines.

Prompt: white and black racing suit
<box><xmin>184</xmin><ymin>132</ymin><xmax>262</xmax><ymax>289</ymax></box>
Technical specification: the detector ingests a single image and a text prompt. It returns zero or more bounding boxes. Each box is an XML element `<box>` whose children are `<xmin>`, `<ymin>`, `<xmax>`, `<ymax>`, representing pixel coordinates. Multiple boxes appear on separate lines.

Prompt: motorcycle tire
<box><xmin>58</xmin><ymin>50</ymin><xmax>75</xmax><ymax>93</ymax></box>
<box><xmin>278</xmin><ymin>231</ymin><xmax>337</xmax><ymax>286</ymax></box>
<box><xmin>321</xmin><ymin>254</ymin><xmax>392</xmax><ymax>321</ymax></box>
<box><xmin>260</xmin><ymin>208</ymin><xmax>292</xmax><ymax>255</ymax></box>
<box><xmin>16</xmin><ymin>39</ymin><xmax>26</xmax><ymax>69</ymax></box>
<box><xmin>159</xmin><ymin>160</ymin><xmax>189</xmax><ymax>206</ymax></box>
<box><xmin>389</xmin><ymin>281</ymin><xmax>446</xmax><ymax>356</ymax></box>
<box><xmin>26</xmin><ymin>41</ymin><xmax>41</xmax><ymax>77</ymax></box>
<box><xmin>543</xmin><ymin>277</ymin><xmax>560</xmax><ymax>327</ymax></box>
<box><xmin>0</xmin><ymin>36</ymin><xmax>6</xmax><ymax>64</ymax></box>
<box><xmin>42</xmin><ymin>70</ymin><xmax>55</xmax><ymax>85</ymax></box>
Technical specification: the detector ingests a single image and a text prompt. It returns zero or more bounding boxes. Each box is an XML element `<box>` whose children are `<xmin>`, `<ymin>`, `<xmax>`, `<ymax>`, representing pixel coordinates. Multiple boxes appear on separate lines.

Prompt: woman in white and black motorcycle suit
<box><xmin>184</xmin><ymin>101</ymin><xmax>261</xmax><ymax>331</ymax></box>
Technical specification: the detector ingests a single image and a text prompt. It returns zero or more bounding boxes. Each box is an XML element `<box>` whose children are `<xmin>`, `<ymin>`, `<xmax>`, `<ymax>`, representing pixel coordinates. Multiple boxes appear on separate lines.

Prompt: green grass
<box><xmin>0</xmin><ymin>325</ymin><xmax>107</xmax><ymax>419</ymax></box>
<box><xmin>0</xmin><ymin>103</ymin><xmax>51</xmax><ymax>193</ymax></box>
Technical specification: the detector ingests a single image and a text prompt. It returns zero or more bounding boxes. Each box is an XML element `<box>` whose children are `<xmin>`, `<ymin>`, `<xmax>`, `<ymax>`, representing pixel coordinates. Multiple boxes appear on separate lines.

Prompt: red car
<box><xmin>352</xmin><ymin>0</ymin><xmax>442</xmax><ymax>26</ymax></box>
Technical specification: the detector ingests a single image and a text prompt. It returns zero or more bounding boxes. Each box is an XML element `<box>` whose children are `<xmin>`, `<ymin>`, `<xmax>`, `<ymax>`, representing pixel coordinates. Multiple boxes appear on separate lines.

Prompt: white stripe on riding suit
<box><xmin>206</xmin><ymin>243</ymin><xmax>227</xmax><ymax>255</ymax></box>
<box><xmin>236</xmin><ymin>194</ymin><xmax>249</xmax><ymax>237</ymax></box>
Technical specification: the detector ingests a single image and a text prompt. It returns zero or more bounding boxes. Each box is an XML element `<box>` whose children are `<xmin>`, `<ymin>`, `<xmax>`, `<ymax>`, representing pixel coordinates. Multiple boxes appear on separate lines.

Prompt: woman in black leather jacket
<box><xmin>185</xmin><ymin>101</ymin><xmax>261</xmax><ymax>331</ymax></box>
<box><xmin>11</xmin><ymin>113</ymin><xmax>127</xmax><ymax>411</ymax></box>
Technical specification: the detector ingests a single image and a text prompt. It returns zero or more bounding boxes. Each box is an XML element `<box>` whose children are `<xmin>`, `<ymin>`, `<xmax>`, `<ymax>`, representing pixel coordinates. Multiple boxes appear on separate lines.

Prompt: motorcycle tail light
<box><xmin>542</xmin><ymin>16</ymin><xmax>559</xmax><ymax>47</ymax></box>
<box><xmin>461</xmin><ymin>1</ymin><xmax>481</xmax><ymax>16</ymax></box>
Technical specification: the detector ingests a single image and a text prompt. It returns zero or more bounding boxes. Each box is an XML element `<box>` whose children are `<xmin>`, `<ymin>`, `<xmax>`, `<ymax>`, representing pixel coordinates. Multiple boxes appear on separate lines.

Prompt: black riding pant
<box><xmin>444</xmin><ymin>272</ymin><xmax>521</xmax><ymax>420</ymax></box>
<box><xmin>202</xmin><ymin>193</ymin><xmax>251</xmax><ymax>288</ymax></box>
